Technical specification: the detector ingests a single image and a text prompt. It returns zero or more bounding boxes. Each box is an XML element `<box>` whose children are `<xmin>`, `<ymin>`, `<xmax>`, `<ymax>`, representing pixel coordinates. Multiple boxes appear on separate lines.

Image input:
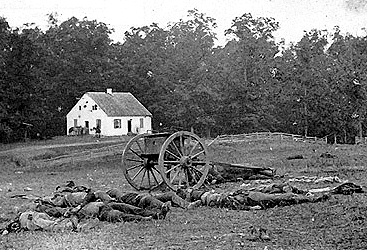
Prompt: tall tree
<box><xmin>327</xmin><ymin>28</ymin><xmax>367</xmax><ymax>142</ymax></box>
<box><xmin>0</xmin><ymin>20</ymin><xmax>45</xmax><ymax>141</ymax></box>
<box><xmin>34</xmin><ymin>16</ymin><xmax>114</xmax><ymax>135</ymax></box>
<box><xmin>165</xmin><ymin>9</ymin><xmax>218</xmax><ymax>133</ymax></box>
<box><xmin>119</xmin><ymin>10</ymin><xmax>218</xmax><ymax>133</ymax></box>
<box><xmin>216</xmin><ymin>13</ymin><xmax>280</xmax><ymax>134</ymax></box>
<box><xmin>0</xmin><ymin>17</ymin><xmax>13</xmax><ymax>141</ymax></box>
<box><xmin>118</xmin><ymin>23</ymin><xmax>174</xmax><ymax>130</ymax></box>
<box><xmin>293</xmin><ymin>29</ymin><xmax>329</xmax><ymax>137</ymax></box>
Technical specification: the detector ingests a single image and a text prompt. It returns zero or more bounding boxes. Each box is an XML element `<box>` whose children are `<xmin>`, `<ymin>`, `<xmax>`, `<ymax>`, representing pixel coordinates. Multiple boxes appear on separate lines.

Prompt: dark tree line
<box><xmin>0</xmin><ymin>10</ymin><xmax>366</xmax><ymax>143</ymax></box>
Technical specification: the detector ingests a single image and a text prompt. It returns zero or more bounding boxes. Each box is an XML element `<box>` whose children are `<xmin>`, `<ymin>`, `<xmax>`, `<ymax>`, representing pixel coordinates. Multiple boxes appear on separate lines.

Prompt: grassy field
<box><xmin>0</xmin><ymin>136</ymin><xmax>366</xmax><ymax>250</ymax></box>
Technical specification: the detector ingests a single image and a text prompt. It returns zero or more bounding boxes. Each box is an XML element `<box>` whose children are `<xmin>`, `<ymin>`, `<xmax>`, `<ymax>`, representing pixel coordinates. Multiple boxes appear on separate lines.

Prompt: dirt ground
<box><xmin>0</xmin><ymin>136</ymin><xmax>366</xmax><ymax>250</ymax></box>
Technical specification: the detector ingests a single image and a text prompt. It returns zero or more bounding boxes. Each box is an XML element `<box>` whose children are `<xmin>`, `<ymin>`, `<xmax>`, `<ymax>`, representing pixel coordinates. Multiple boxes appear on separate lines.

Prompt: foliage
<box><xmin>0</xmin><ymin>10</ymin><xmax>367</xmax><ymax>142</ymax></box>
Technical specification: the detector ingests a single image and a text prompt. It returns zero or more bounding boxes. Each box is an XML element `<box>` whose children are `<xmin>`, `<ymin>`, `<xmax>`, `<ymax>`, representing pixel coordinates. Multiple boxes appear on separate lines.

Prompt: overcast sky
<box><xmin>1</xmin><ymin>0</ymin><xmax>367</xmax><ymax>46</ymax></box>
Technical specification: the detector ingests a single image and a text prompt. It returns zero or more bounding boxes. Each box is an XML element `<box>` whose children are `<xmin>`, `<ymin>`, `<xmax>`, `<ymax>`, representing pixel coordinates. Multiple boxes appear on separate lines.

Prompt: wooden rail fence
<box><xmin>208</xmin><ymin>132</ymin><xmax>327</xmax><ymax>146</ymax></box>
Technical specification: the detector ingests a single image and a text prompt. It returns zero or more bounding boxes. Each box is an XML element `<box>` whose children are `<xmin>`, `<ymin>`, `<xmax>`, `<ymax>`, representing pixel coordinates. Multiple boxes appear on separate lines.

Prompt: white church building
<box><xmin>66</xmin><ymin>89</ymin><xmax>152</xmax><ymax>136</ymax></box>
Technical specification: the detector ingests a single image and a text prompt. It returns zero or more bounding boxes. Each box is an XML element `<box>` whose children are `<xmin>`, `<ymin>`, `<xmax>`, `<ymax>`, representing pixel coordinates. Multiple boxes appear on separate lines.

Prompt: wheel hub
<box><xmin>143</xmin><ymin>158</ymin><xmax>155</xmax><ymax>169</ymax></box>
<box><xmin>179</xmin><ymin>156</ymin><xmax>192</xmax><ymax>168</ymax></box>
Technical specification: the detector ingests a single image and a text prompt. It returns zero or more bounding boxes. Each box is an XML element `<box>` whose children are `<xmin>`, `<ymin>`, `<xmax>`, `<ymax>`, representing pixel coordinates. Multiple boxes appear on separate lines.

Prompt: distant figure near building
<box><xmin>95</xmin><ymin>126</ymin><xmax>101</xmax><ymax>138</ymax></box>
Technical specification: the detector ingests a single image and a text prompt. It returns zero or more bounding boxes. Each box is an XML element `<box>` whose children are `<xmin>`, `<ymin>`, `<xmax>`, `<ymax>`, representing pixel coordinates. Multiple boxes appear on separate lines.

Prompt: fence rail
<box><xmin>208</xmin><ymin>132</ymin><xmax>327</xmax><ymax>146</ymax></box>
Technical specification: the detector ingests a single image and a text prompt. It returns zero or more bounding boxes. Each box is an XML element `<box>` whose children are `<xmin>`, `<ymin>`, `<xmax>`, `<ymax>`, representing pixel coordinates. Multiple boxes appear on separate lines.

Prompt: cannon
<box><xmin>122</xmin><ymin>131</ymin><xmax>210</xmax><ymax>191</ymax></box>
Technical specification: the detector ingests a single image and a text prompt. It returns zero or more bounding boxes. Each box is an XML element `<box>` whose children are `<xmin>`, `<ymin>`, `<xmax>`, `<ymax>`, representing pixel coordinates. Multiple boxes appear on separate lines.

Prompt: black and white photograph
<box><xmin>0</xmin><ymin>0</ymin><xmax>366</xmax><ymax>249</ymax></box>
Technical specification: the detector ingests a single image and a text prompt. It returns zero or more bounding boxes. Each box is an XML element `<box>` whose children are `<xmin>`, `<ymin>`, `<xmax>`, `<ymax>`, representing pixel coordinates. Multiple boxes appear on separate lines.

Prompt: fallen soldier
<box><xmin>50</xmin><ymin>181</ymin><xmax>200</xmax><ymax>211</ymax></box>
<box><xmin>206</xmin><ymin>162</ymin><xmax>275</xmax><ymax>184</ymax></box>
<box><xmin>105</xmin><ymin>188</ymin><xmax>201</xmax><ymax>210</ymax></box>
<box><xmin>177</xmin><ymin>181</ymin><xmax>364</xmax><ymax>210</ymax></box>
<box><xmin>1</xmin><ymin>181</ymin><xmax>200</xmax><ymax>234</ymax></box>
<box><xmin>3</xmin><ymin>199</ymin><xmax>159</xmax><ymax>234</ymax></box>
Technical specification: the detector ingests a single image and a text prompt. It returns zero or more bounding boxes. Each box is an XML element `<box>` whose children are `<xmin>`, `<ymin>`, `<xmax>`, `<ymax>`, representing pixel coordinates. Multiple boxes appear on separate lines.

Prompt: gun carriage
<box><xmin>122</xmin><ymin>131</ymin><xmax>210</xmax><ymax>191</ymax></box>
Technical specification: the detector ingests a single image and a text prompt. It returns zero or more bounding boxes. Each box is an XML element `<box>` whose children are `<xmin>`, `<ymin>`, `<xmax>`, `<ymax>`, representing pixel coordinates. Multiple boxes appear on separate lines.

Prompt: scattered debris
<box><xmin>288</xmin><ymin>175</ymin><xmax>342</xmax><ymax>184</ymax></box>
<box><xmin>248</xmin><ymin>225</ymin><xmax>271</xmax><ymax>241</ymax></box>
<box><xmin>314</xmin><ymin>176</ymin><xmax>342</xmax><ymax>184</ymax></box>
<box><xmin>308</xmin><ymin>187</ymin><xmax>334</xmax><ymax>194</ymax></box>
<box><xmin>306</xmin><ymin>182</ymin><xmax>364</xmax><ymax>195</ymax></box>
<box><xmin>332</xmin><ymin>182</ymin><xmax>364</xmax><ymax>195</ymax></box>
<box><xmin>286</xmin><ymin>155</ymin><xmax>304</xmax><ymax>160</ymax></box>
<box><xmin>320</xmin><ymin>152</ymin><xmax>337</xmax><ymax>158</ymax></box>
<box><xmin>9</xmin><ymin>193</ymin><xmax>41</xmax><ymax>200</ymax></box>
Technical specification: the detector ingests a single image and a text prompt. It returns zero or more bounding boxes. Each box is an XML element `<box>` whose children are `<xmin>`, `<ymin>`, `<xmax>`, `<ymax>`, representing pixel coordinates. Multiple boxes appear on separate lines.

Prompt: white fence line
<box><xmin>209</xmin><ymin>132</ymin><xmax>327</xmax><ymax>145</ymax></box>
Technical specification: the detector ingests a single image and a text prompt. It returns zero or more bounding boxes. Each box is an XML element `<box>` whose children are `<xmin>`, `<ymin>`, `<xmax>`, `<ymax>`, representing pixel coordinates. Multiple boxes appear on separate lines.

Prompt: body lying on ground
<box><xmin>177</xmin><ymin>181</ymin><xmax>364</xmax><ymax>210</ymax></box>
<box><xmin>2</xmin><ymin>181</ymin><xmax>200</xmax><ymax>233</ymax></box>
<box><xmin>2</xmin><ymin>181</ymin><xmax>363</xmax><ymax>234</ymax></box>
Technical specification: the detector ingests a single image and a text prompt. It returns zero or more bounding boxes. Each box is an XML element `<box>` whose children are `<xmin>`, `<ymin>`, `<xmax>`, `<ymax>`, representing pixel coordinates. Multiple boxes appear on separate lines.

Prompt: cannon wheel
<box><xmin>158</xmin><ymin>131</ymin><xmax>210</xmax><ymax>191</ymax></box>
<box><xmin>122</xmin><ymin>133</ymin><xmax>163</xmax><ymax>191</ymax></box>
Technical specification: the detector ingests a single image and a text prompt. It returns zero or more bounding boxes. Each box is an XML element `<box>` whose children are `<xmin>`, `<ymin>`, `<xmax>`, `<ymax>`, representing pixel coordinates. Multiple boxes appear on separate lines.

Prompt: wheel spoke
<box><xmin>180</xmin><ymin>136</ymin><xmax>185</xmax><ymax>155</ymax></box>
<box><xmin>170</xmin><ymin>168</ymin><xmax>180</xmax><ymax>183</ymax></box>
<box><xmin>171</xmin><ymin>141</ymin><xmax>183</xmax><ymax>157</ymax></box>
<box><xmin>165</xmin><ymin>149</ymin><xmax>181</xmax><ymax>160</ymax></box>
<box><xmin>189</xmin><ymin>141</ymin><xmax>199</xmax><ymax>156</ymax></box>
<box><xmin>184</xmin><ymin>169</ymin><xmax>189</xmax><ymax>186</ymax></box>
<box><xmin>151</xmin><ymin>165</ymin><xmax>161</xmax><ymax>174</ymax></box>
<box><xmin>191</xmin><ymin>150</ymin><xmax>205</xmax><ymax>159</ymax></box>
<box><xmin>147</xmin><ymin>168</ymin><xmax>151</xmax><ymax>188</ymax></box>
<box><xmin>178</xmin><ymin>177</ymin><xmax>182</xmax><ymax>188</ymax></box>
<box><xmin>189</xmin><ymin>167</ymin><xmax>201</xmax><ymax>182</ymax></box>
<box><xmin>135</xmin><ymin>140</ymin><xmax>143</xmax><ymax>153</ymax></box>
<box><xmin>190</xmin><ymin>169</ymin><xmax>200</xmax><ymax>183</ymax></box>
<box><xmin>191</xmin><ymin>167</ymin><xmax>204</xmax><ymax>180</ymax></box>
<box><xmin>126</xmin><ymin>158</ymin><xmax>144</xmax><ymax>163</ymax></box>
<box><xmin>131</xmin><ymin>166</ymin><xmax>145</xmax><ymax>181</ymax></box>
<box><xmin>150</xmin><ymin>168</ymin><xmax>160</xmax><ymax>185</ymax></box>
<box><xmin>140</xmin><ymin>168</ymin><xmax>147</xmax><ymax>187</ymax></box>
<box><xmin>165</xmin><ymin>164</ymin><xmax>180</xmax><ymax>174</ymax></box>
<box><xmin>192</xmin><ymin>167</ymin><xmax>203</xmax><ymax>183</ymax></box>
<box><xmin>129</xmin><ymin>148</ymin><xmax>143</xmax><ymax>159</ymax></box>
<box><xmin>164</xmin><ymin>160</ymin><xmax>180</xmax><ymax>164</ymax></box>
<box><xmin>127</xmin><ymin>164</ymin><xmax>144</xmax><ymax>172</ymax></box>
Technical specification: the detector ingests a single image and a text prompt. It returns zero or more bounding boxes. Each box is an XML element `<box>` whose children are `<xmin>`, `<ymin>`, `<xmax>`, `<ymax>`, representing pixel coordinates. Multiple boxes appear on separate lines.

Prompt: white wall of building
<box><xmin>66</xmin><ymin>94</ymin><xmax>107</xmax><ymax>135</ymax></box>
<box><xmin>104</xmin><ymin>116</ymin><xmax>152</xmax><ymax>136</ymax></box>
<box><xmin>66</xmin><ymin>94</ymin><xmax>152</xmax><ymax>136</ymax></box>
<box><xmin>143</xmin><ymin>116</ymin><xmax>152</xmax><ymax>133</ymax></box>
